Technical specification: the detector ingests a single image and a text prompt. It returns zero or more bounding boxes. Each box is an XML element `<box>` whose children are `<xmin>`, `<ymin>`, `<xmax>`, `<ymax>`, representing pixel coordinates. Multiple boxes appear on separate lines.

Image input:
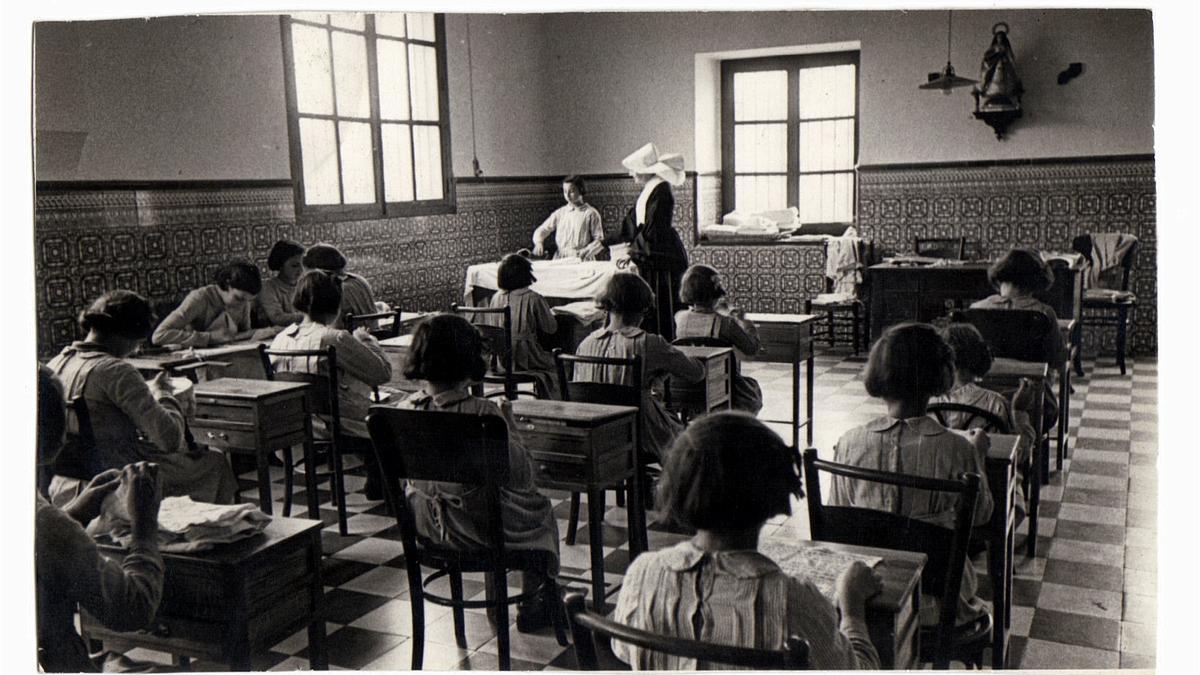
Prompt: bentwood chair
<box><xmin>803</xmin><ymin>448</ymin><xmax>991</xmax><ymax>669</ymax></box>
<box><xmin>1071</xmin><ymin>233</ymin><xmax>1139</xmax><ymax>375</ymax></box>
<box><xmin>805</xmin><ymin>239</ymin><xmax>874</xmax><ymax>355</ymax></box>
<box><xmin>367</xmin><ymin>406</ymin><xmax>569</xmax><ymax>670</ymax></box>
<box><xmin>450</xmin><ymin>303</ymin><xmax>543</xmax><ymax>400</ymax></box>
<box><xmin>564</xmin><ymin>593</ymin><xmax>810</xmax><ymax>670</ymax></box>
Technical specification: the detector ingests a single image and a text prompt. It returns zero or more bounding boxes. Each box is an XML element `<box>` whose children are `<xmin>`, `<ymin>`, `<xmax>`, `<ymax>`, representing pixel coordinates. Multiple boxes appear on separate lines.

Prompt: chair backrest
<box><xmin>258</xmin><ymin>344</ymin><xmax>342</xmax><ymax>428</ymax></box>
<box><xmin>670</xmin><ymin>336</ymin><xmax>730</xmax><ymax>349</ymax></box>
<box><xmin>1071</xmin><ymin>233</ymin><xmax>1138</xmax><ymax>291</ymax></box>
<box><xmin>44</xmin><ymin>395</ymin><xmax>99</xmax><ymax>487</ymax></box>
<box><xmin>366</xmin><ymin>406</ymin><xmax>510</xmax><ymax>560</ymax></box>
<box><xmin>346</xmin><ymin>309</ymin><xmax>402</xmax><ymax>340</ymax></box>
<box><xmin>802</xmin><ymin>447</ymin><xmax>980</xmax><ymax>669</ymax></box>
<box><xmin>554</xmin><ymin>350</ymin><xmax>643</xmax><ymax>409</ymax></box>
<box><xmin>928</xmin><ymin>402</ymin><xmax>1012</xmax><ymax>434</ymax></box>
<box><xmin>915</xmin><ymin>236</ymin><xmax>967</xmax><ymax>260</ymax></box>
<box><xmin>961</xmin><ymin>308</ymin><xmax>1054</xmax><ymax>364</ymax></box>
<box><xmin>450</xmin><ymin>303</ymin><xmax>516</xmax><ymax>394</ymax></box>
<box><xmin>564</xmin><ymin>593</ymin><xmax>810</xmax><ymax>670</ymax></box>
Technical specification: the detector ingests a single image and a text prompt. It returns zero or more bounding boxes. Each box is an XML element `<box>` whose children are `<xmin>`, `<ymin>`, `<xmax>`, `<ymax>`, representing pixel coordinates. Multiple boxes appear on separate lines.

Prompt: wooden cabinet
<box><xmin>669</xmin><ymin>346</ymin><xmax>732</xmax><ymax>418</ymax></box>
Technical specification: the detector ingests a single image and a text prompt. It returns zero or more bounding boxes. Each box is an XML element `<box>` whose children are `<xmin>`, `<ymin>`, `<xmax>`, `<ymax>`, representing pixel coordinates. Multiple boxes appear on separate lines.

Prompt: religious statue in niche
<box><xmin>972</xmin><ymin>22</ymin><xmax>1024</xmax><ymax>140</ymax></box>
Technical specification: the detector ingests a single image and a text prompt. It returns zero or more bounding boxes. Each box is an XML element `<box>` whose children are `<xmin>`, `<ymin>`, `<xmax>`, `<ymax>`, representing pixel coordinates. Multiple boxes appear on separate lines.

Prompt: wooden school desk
<box><xmin>189</xmin><ymin>378</ymin><xmax>319</xmax><ymax>519</ymax></box>
<box><xmin>377</xmin><ymin>334</ymin><xmax>423</xmax><ymax>394</ymax></box>
<box><xmin>741</xmin><ymin>313</ymin><xmax>819</xmax><ymax>448</ymax></box>
<box><xmin>82</xmin><ymin>517</ymin><xmax>327</xmax><ymax>671</ymax></box>
<box><xmin>984</xmin><ymin>433</ymin><xmax>1022</xmax><ymax>670</ymax></box>
<box><xmin>668</xmin><ymin>345</ymin><xmax>733</xmax><ymax>419</ymax></box>
<box><xmin>983</xmin><ymin>359</ymin><xmax>1049</xmax><ymax>560</ymax></box>
<box><xmin>510</xmin><ymin>398</ymin><xmax>642</xmax><ymax>611</ymax></box>
<box><xmin>128</xmin><ymin>340</ymin><xmax>271</xmax><ymax>381</ymax></box>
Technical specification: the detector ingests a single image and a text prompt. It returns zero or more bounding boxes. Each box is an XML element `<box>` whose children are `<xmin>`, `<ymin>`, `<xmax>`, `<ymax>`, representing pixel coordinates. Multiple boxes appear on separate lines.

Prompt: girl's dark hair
<box><xmin>302</xmin><ymin>243</ymin><xmax>348</xmax><ymax>273</ymax></box>
<box><xmin>679</xmin><ymin>264</ymin><xmax>727</xmax><ymax>306</ymax></box>
<box><xmin>214</xmin><ymin>261</ymin><xmax>263</xmax><ymax>295</ymax></box>
<box><xmin>267</xmin><ymin>239</ymin><xmax>306</xmax><ymax>271</ymax></box>
<box><xmin>595</xmin><ymin>272</ymin><xmax>655</xmax><ymax>315</ymax></box>
<box><xmin>863</xmin><ymin>322</ymin><xmax>955</xmax><ymax>401</ymax></box>
<box><xmin>562</xmin><ymin>175</ymin><xmax>586</xmax><ymax>195</ymax></box>
<box><xmin>292</xmin><ymin>269</ymin><xmax>343</xmax><ymax>318</ymax></box>
<box><xmin>37</xmin><ymin>365</ymin><xmax>67</xmax><ymax>467</ymax></box>
<box><xmin>940</xmin><ymin>322</ymin><xmax>994</xmax><ymax>379</ymax></box>
<box><xmin>497</xmin><ymin>253</ymin><xmax>536</xmax><ymax>292</ymax></box>
<box><xmin>987</xmin><ymin>248</ymin><xmax>1053</xmax><ymax>293</ymax></box>
<box><xmin>659</xmin><ymin>411</ymin><xmax>801</xmax><ymax>531</ymax></box>
<box><xmin>403</xmin><ymin>314</ymin><xmax>488</xmax><ymax>383</ymax></box>
<box><xmin>78</xmin><ymin>290</ymin><xmax>157</xmax><ymax>340</ymax></box>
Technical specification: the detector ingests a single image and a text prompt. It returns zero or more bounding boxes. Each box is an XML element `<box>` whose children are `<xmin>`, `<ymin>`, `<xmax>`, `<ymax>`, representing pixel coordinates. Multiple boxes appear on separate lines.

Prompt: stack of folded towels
<box><xmin>89</xmin><ymin>496</ymin><xmax>271</xmax><ymax>553</ymax></box>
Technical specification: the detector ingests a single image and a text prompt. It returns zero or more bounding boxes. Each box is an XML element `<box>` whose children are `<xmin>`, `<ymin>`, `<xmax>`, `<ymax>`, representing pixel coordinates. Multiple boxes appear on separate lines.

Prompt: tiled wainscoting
<box><xmin>34</xmin><ymin>154</ymin><xmax>1155</xmax><ymax>359</ymax></box>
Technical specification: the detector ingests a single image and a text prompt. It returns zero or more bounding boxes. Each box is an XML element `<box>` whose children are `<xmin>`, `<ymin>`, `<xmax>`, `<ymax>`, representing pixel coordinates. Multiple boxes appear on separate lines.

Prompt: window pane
<box><xmin>734</xmin><ymin>175</ymin><xmax>786</xmax><ymax>213</ymax></box>
<box><xmin>332</xmin><ymin>32</ymin><xmax>370</xmax><ymax>118</ymax></box>
<box><xmin>298</xmin><ymin>118</ymin><xmax>339</xmax><ymax>205</ymax></box>
<box><xmin>329</xmin><ymin>12</ymin><xmax>364</xmax><ymax>31</ymax></box>
<box><xmin>407</xmin><ymin>13</ymin><xmax>436</xmax><ymax>41</ymax></box>
<box><xmin>289</xmin><ymin>12</ymin><xmax>327</xmax><ymax>25</ymax></box>
<box><xmin>338</xmin><ymin>121</ymin><xmax>376</xmax><ymax>204</ymax></box>
<box><xmin>799</xmin><ymin>172</ymin><xmax>854</xmax><ymax>223</ymax></box>
<box><xmin>799</xmin><ymin>119</ymin><xmax>855</xmax><ymax>171</ymax></box>
<box><xmin>733</xmin><ymin>70</ymin><xmax>786</xmax><ymax>121</ymax></box>
<box><xmin>375</xmin><ymin>12</ymin><xmax>406</xmax><ymax>38</ymax></box>
<box><xmin>290</xmin><ymin>24</ymin><xmax>333</xmax><ymax>115</ymax></box>
<box><xmin>413</xmin><ymin>125</ymin><xmax>444</xmax><ymax>200</ymax></box>
<box><xmin>733</xmin><ymin>123</ymin><xmax>786</xmax><ymax>173</ymax></box>
<box><xmin>376</xmin><ymin>38</ymin><xmax>411</xmax><ymax>121</ymax></box>
<box><xmin>382</xmin><ymin>123</ymin><xmax>415</xmax><ymax>202</ymax></box>
<box><xmin>799</xmin><ymin>64</ymin><xmax>856</xmax><ymax>119</ymax></box>
<box><xmin>408</xmin><ymin>44</ymin><xmax>440</xmax><ymax>121</ymax></box>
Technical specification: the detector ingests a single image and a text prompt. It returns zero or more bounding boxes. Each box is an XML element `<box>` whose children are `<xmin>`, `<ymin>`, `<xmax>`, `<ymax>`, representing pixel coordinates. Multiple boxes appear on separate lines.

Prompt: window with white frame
<box><xmin>720</xmin><ymin>51</ymin><xmax>858</xmax><ymax>228</ymax></box>
<box><xmin>281</xmin><ymin>12</ymin><xmax>453</xmax><ymax>222</ymax></box>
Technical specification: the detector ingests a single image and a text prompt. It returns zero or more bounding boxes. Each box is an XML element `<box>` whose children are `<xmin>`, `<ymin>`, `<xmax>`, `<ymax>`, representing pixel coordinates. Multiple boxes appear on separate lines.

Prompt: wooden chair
<box><xmin>960</xmin><ymin>308</ymin><xmax>1056</xmax><ymax>558</ymax></box>
<box><xmin>915</xmin><ymin>236</ymin><xmax>967</xmax><ymax>260</ymax></box>
<box><xmin>258</xmin><ymin>344</ymin><xmax>365</xmax><ymax>535</ymax></box>
<box><xmin>554</xmin><ymin>350</ymin><xmax>648</xmax><ymax>553</ymax></box>
<box><xmin>805</xmin><ymin>239</ymin><xmax>873</xmax><ymax>355</ymax></box>
<box><xmin>564</xmin><ymin>592</ymin><xmax>810</xmax><ymax>670</ymax></box>
<box><xmin>41</xmin><ymin>396</ymin><xmax>99</xmax><ymax>498</ymax></box>
<box><xmin>1071</xmin><ymin>233</ymin><xmax>1139</xmax><ymax>375</ymax></box>
<box><xmin>366</xmin><ymin>406</ymin><xmax>569</xmax><ymax>671</ymax></box>
<box><xmin>928</xmin><ymin>402</ymin><xmax>1012</xmax><ymax>435</ymax></box>
<box><xmin>450</xmin><ymin>303</ymin><xmax>542</xmax><ymax>400</ymax></box>
<box><xmin>346</xmin><ymin>309</ymin><xmax>402</xmax><ymax>340</ymax></box>
<box><xmin>802</xmin><ymin>448</ymin><xmax>991</xmax><ymax>669</ymax></box>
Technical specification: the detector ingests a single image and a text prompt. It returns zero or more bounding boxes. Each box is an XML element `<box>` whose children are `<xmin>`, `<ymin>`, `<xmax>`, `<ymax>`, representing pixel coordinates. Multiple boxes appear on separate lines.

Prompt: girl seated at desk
<box><xmin>47</xmin><ymin>290</ymin><xmax>238</xmax><ymax>505</ymax></box>
<box><xmin>574</xmin><ymin>272</ymin><xmax>703</xmax><ymax>462</ymax></box>
<box><xmin>531</xmin><ymin>175</ymin><xmax>605</xmax><ymax>260</ymax></box>
<box><xmin>256</xmin><ymin>239</ymin><xmax>306</xmax><ymax>327</ymax></box>
<box><xmin>612</xmin><ymin>411</ymin><xmax>882</xmax><ymax>670</ymax></box>
<box><xmin>152</xmin><ymin>261</ymin><xmax>279</xmax><ymax>348</ymax></box>
<box><xmin>399</xmin><ymin>314</ymin><xmax>560</xmax><ymax>632</ymax></box>
<box><xmin>830</xmin><ymin>322</ymin><xmax>992</xmax><ymax>628</ymax></box>
<box><xmin>674</xmin><ymin>263</ymin><xmax>763</xmax><ymax>414</ymax></box>
<box><xmin>303</xmin><ymin>243</ymin><xmax>382</xmax><ymax>328</ymax></box>
<box><xmin>488</xmin><ymin>253</ymin><xmax>559</xmax><ymax>399</ymax></box>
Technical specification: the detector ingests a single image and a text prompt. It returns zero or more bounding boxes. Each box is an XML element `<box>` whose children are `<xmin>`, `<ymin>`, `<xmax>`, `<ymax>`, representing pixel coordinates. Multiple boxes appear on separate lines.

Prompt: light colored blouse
<box><xmin>612</xmin><ymin>540</ymin><xmax>879</xmax><ymax>670</ymax></box>
<box><xmin>255</xmin><ymin>276</ymin><xmax>302</xmax><ymax>327</ymax></box>
<box><xmin>268</xmin><ymin>321</ymin><xmax>391</xmax><ymax>437</ymax></box>
<box><xmin>152</xmin><ymin>285</ymin><xmax>251</xmax><ymax>347</ymax></box>
<box><xmin>933</xmin><ymin>381</ymin><xmax>1036</xmax><ymax>466</ymax></box>
<box><xmin>533</xmin><ymin>203</ymin><xmax>605</xmax><ymax>259</ymax></box>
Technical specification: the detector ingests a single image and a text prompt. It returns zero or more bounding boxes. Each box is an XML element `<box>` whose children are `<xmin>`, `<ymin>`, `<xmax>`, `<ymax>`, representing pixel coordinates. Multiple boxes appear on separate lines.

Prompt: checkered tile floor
<box><xmin>123</xmin><ymin>352</ymin><xmax>1157</xmax><ymax>671</ymax></box>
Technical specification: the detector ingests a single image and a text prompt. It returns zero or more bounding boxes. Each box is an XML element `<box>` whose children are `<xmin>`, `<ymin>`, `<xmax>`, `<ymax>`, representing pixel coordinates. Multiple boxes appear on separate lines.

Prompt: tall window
<box><xmin>721</xmin><ymin>51</ymin><xmax>858</xmax><ymax>225</ymax></box>
<box><xmin>281</xmin><ymin>12</ymin><xmax>454</xmax><ymax>222</ymax></box>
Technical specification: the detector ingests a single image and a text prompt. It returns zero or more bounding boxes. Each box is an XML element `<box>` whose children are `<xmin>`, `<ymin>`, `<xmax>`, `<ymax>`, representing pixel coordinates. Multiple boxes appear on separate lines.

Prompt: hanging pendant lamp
<box><xmin>919</xmin><ymin>10</ymin><xmax>978</xmax><ymax>94</ymax></box>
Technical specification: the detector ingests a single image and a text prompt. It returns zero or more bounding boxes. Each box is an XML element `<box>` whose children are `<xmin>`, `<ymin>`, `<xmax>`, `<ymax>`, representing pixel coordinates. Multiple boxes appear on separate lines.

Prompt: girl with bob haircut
<box><xmin>831</xmin><ymin>322</ymin><xmax>992</xmax><ymax>628</ymax></box>
<box><xmin>574</xmin><ymin>272</ymin><xmax>703</xmax><ymax>461</ymax></box>
<box><xmin>399</xmin><ymin>313</ymin><xmax>561</xmax><ymax>633</ymax></box>
<box><xmin>488</xmin><ymin>253</ymin><xmax>559</xmax><ymax>398</ymax></box>
<box><xmin>153</xmin><ymin>261</ymin><xmax>279</xmax><ymax>347</ymax></box>
<box><xmin>256</xmin><ymin>239</ymin><xmax>306</xmax><ymax>327</ymax></box>
<box><xmin>268</xmin><ymin>270</ymin><xmax>392</xmax><ymax>497</ymax></box>
<box><xmin>46</xmin><ymin>290</ymin><xmax>238</xmax><ymax>505</ymax></box>
<box><xmin>302</xmin><ymin>242</ymin><xmax>381</xmax><ymax>328</ymax></box>
<box><xmin>612</xmin><ymin>411</ymin><xmax>882</xmax><ymax>670</ymax></box>
<box><xmin>674</xmin><ymin>263</ymin><xmax>763</xmax><ymax>413</ymax></box>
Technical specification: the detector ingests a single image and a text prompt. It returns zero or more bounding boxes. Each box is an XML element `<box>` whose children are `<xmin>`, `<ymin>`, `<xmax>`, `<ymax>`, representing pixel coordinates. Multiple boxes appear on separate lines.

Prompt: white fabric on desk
<box><xmin>464</xmin><ymin>257</ymin><xmax>635</xmax><ymax>300</ymax></box>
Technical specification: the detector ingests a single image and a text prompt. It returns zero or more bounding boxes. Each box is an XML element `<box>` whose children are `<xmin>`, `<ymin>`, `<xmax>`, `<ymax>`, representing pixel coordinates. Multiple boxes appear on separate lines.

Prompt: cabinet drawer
<box><xmin>190</xmin><ymin>421</ymin><xmax>259</xmax><ymax>449</ymax></box>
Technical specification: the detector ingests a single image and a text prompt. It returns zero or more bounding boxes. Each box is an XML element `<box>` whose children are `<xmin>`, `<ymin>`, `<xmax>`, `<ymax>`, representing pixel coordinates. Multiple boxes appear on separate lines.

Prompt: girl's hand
<box><xmin>532</xmin><ymin>243</ymin><xmax>546</xmax><ymax>257</ymax></box>
<box><xmin>353</xmin><ymin>326</ymin><xmax>374</xmax><ymax>342</ymax></box>
<box><xmin>1012</xmin><ymin>378</ymin><xmax>1036</xmax><ymax>412</ymax></box>
<box><xmin>836</xmin><ymin>561</ymin><xmax>883</xmax><ymax>618</ymax></box>
<box><xmin>63</xmin><ymin>469</ymin><xmax>123</xmax><ymax>525</ymax></box>
<box><xmin>965</xmin><ymin>427</ymin><xmax>991</xmax><ymax>454</ymax></box>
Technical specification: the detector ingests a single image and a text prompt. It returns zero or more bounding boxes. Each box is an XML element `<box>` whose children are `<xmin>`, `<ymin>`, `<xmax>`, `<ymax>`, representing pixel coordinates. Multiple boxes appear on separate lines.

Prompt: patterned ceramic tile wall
<box><xmin>858</xmin><ymin>156</ymin><xmax>1156</xmax><ymax>354</ymax></box>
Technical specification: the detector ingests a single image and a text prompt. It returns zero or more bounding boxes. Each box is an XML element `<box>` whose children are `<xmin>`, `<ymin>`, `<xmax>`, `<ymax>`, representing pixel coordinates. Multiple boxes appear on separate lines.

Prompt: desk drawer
<box><xmin>190</xmin><ymin>420</ymin><xmax>259</xmax><ymax>448</ymax></box>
